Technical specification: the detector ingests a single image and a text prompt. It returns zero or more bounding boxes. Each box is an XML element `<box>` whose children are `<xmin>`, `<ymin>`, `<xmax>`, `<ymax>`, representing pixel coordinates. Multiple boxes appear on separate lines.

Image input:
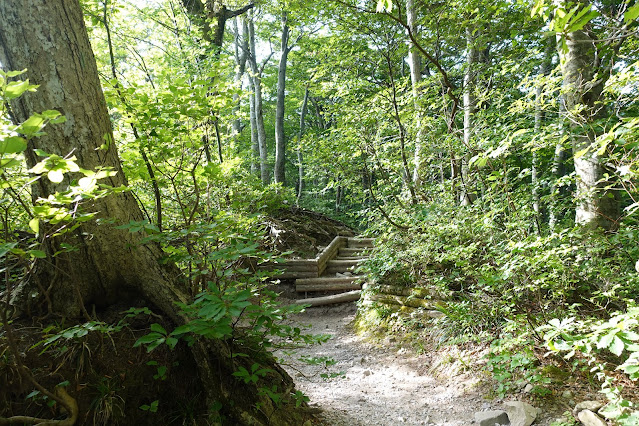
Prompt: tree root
<box><xmin>0</xmin><ymin>386</ymin><xmax>78</xmax><ymax>425</ymax></box>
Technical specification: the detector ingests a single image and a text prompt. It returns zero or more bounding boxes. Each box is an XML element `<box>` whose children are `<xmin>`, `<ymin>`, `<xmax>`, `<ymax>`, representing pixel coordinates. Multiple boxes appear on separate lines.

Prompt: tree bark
<box><xmin>297</xmin><ymin>84</ymin><xmax>310</xmax><ymax>204</ymax></box>
<box><xmin>0</xmin><ymin>0</ymin><xmax>186</xmax><ymax>319</ymax></box>
<box><xmin>406</xmin><ymin>0</ymin><xmax>424</xmax><ymax>190</ymax></box>
<box><xmin>460</xmin><ymin>27</ymin><xmax>479</xmax><ymax>206</ymax></box>
<box><xmin>558</xmin><ymin>22</ymin><xmax>619</xmax><ymax>230</ymax></box>
<box><xmin>532</xmin><ymin>37</ymin><xmax>555</xmax><ymax>233</ymax></box>
<box><xmin>232</xmin><ymin>16</ymin><xmax>248</xmax><ymax>142</ymax></box>
<box><xmin>274</xmin><ymin>11</ymin><xmax>290</xmax><ymax>185</ymax></box>
<box><xmin>248</xmin><ymin>74</ymin><xmax>260</xmax><ymax>175</ymax></box>
<box><xmin>247</xmin><ymin>14</ymin><xmax>270</xmax><ymax>184</ymax></box>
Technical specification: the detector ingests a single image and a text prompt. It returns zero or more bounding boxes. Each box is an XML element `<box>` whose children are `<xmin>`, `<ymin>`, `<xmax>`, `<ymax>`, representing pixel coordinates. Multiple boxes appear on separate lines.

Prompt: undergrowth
<box><xmin>359</xmin><ymin>199</ymin><xmax>639</xmax><ymax>424</ymax></box>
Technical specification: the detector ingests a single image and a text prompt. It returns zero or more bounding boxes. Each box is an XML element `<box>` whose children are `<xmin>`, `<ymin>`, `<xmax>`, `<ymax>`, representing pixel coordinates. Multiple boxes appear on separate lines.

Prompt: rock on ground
<box><xmin>475</xmin><ymin>410</ymin><xmax>510</xmax><ymax>426</ymax></box>
<box><xmin>577</xmin><ymin>410</ymin><xmax>608</xmax><ymax>426</ymax></box>
<box><xmin>503</xmin><ymin>401</ymin><xmax>537</xmax><ymax>426</ymax></box>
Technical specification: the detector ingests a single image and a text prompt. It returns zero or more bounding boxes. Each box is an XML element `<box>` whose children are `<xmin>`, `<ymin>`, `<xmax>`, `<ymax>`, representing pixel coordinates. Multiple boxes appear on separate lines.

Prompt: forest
<box><xmin>1</xmin><ymin>0</ymin><xmax>639</xmax><ymax>425</ymax></box>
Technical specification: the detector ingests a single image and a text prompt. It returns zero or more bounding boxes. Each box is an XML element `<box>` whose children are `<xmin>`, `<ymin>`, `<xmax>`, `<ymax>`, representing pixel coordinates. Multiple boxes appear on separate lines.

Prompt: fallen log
<box><xmin>295</xmin><ymin>290</ymin><xmax>361</xmax><ymax>306</ymax></box>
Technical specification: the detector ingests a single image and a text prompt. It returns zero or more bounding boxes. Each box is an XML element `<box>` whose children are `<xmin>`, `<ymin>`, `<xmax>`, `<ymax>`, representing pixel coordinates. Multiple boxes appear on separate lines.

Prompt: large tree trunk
<box><xmin>0</xmin><ymin>0</ymin><xmax>186</xmax><ymax>320</ymax></box>
<box><xmin>274</xmin><ymin>11</ymin><xmax>290</xmax><ymax>185</ymax></box>
<box><xmin>558</xmin><ymin>24</ymin><xmax>619</xmax><ymax>230</ymax></box>
<box><xmin>0</xmin><ymin>3</ymin><xmax>304</xmax><ymax>424</ymax></box>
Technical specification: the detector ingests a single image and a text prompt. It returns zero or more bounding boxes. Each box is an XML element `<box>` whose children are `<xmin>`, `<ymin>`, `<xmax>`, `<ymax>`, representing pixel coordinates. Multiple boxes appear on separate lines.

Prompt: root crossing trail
<box><xmin>278</xmin><ymin>303</ymin><xmax>495</xmax><ymax>426</ymax></box>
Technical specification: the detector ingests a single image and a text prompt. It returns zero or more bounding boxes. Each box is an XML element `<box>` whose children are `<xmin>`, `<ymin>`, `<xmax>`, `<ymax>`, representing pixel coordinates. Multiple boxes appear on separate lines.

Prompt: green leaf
<box><xmin>625</xmin><ymin>3</ymin><xmax>639</xmax><ymax>24</ymax></box>
<box><xmin>610</xmin><ymin>336</ymin><xmax>625</xmax><ymax>357</ymax></box>
<box><xmin>4</xmin><ymin>70</ymin><xmax>27</xmax><ymax>78</ymax></box>
<box><xmin>150</xmin><ymin>323</ymin><xmax>167</xmax><ymax>335</ymax></box>
<box><xmin>29</xmin><ymin>218</ymin><xmax>39</xmax><ymax>235</ymax></box>
<box><xmin>565</xmin><ymin>9</ymin><xmax>599</xmax><ymax>33</ymax></box>
<box><xmin>0</xmin><ymin>157</ymin><xmax>20</xmax><ymax>169</ymax></box>
<box><xmin>0</xmin><ymin>136</ymin><xmax>27</xmax><ymax>154</ymax></box>
<box><xmin>133</xmin><ymin>332</ymin><xmax>163</xmax><ymax>347</ymax></box>
<box><xmin>5</xmin><ymin>80</ymin><xmax>33</xmax><ymax>100</ymax></box>
<box><xmin>29</xmin><ymin>250</ymin><xmax>46</xmax><ymax>259</ymax></box>
<box><xmin>376</xmin><ymin>0</ymin><xmax>392</xmax><ymax>13</ymax></box>
<box><xmin>18</xmin><ymin>115</ymin><xmax>46</xmax><ymax>136</ymax></box>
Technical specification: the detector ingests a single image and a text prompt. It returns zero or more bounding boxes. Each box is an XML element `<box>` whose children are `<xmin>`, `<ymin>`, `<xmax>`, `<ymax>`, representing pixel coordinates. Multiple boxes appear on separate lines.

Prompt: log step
<box><xmin>296</xmin><ymin>276</ymin><xmax>365</xmax><ymax>285</ymax></box>
<box><xmin>339</xmin><ymin>247</ymin><xmax>369</xmax><ymax>256</ymax></box>
<box><xmin>347</xmin><ymin>238</ymin><xmax>374</xmax><ymax>248</ymax></box>
<box><xmin>296</xmin><ymin>282</ymin><xmax>361</xmax><ymax>292</ymax></box>
<box><xmin>335</xmin><ymin>256</ymin><xmax>368</xmax><ymax>261</ymax></box>
<box><xmin>295</xmin><ymin>290</ymin><xmax>361</xmax><ymax>306</ymax></box>
<box><xmin>327</xmin><ymin>259</ymin><xmax>362</xmax><ymax>267</ymax></box>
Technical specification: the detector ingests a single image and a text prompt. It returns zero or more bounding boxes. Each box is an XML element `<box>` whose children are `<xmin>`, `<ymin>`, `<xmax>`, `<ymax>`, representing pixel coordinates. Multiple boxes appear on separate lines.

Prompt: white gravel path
<box><xmin>276</xmin><ymin>303</ymin><xmax>511</xmax><ymax>426</ymax></box>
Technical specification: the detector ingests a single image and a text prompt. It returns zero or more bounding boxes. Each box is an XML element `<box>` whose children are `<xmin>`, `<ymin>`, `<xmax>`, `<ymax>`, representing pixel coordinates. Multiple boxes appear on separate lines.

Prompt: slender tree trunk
<box><xmin>274</xmin><ymin>11</ymin><xmax>290</xmax><ymax>185</ymax></box>
<box><xmin>247</xmin><ymin>14</ymin><xmax>269</xmax><ymax>184</ymax></box>
<box><xmin>532</xmin><ymin>38</ymin><xmax>554</xmax><ymax>233</ymax></box>
<box><xmin>460</xmin><ymin>27</ymin><xmax>478</xmax><ymax>206</ymax></box>
<box><xmin>558</xmin><ymin>22</ymin><xmax>619</xmax><ymax>229</ymax></box>
<box><xmin>406</xmin><ymin>0</ymin><xmax>424</xmax><ymax>190</ymax></box>
<box><xmin>548</xmin><ymin>127</ymin><xmax>569</xmax><ymax>230</ymax></box>
<box><xmin>297</xmin><ymin>84</ymin><xmax>310</xmax><ymax>204</ymax></box>
<box><xmin>232</xmin><ymin>16</ymin><xmax>248</xmax><ymax>142</ymax></box>
<box><xmin>248</xmin><ymin>74</ymin><xmax>260</xmax><ymax>175</ymax></box>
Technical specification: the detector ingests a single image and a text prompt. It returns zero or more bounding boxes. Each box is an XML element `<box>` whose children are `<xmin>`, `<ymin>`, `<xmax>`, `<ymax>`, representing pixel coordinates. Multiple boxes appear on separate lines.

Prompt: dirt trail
<box><xmin>277</xmin><ymin>303</ymin><xmax>503</xmax><ymax>426</ymax></box>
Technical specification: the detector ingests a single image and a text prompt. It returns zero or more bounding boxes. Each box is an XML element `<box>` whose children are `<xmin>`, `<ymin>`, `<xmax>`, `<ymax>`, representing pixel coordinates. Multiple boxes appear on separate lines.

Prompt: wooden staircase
<box><xmin>294</xmin><ymin>237</ymin><xmax>374</xmax><ymax>306</ymax></box>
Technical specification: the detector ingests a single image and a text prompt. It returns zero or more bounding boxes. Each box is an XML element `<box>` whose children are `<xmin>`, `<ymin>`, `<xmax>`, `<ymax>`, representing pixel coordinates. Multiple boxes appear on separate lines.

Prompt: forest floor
<box><xmin>276</xmin><ymin>302</ymin><xmax>567</xmax><ymax>426</ymax></box>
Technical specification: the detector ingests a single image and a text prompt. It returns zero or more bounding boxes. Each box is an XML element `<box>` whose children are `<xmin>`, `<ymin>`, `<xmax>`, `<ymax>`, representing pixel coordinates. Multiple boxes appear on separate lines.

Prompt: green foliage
<box><xmin>232</xmin><ymin>363</ymin><xmax>274</xmax><ymax>384</ymax></box>
<box><xmin>539</xmin><ymin>307</ymin><xmax>639</xmax><ymax>424</ymax></box>
<box><xmin>486</xmin><ymin>337</ymin><xmax>551</xmax><ymax>398</ymax></box>
<box><xmin>140</xmin><ymin>399</ymin><xmax>159</xmax><ymax>413</ymax></box>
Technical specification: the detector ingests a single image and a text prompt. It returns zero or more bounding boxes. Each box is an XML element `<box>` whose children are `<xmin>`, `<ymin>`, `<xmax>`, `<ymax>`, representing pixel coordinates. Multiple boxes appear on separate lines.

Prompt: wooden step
<box><xmin>335</xmin><ymin>256</ymin><xmax>368</xmax><ymax>261</ymax></box>
<box><xmin>296</xmin><ymin>276</ymin><xmax>364</xmax><ymax>292</ymax></box>
<box><xmin>339</xmin><ymin>247</ymin><xmax>369</xmax><ymax>256</ymax></box>
<box><xmin>296</xmin><ymin>281</ymin><xmax>361</xmax><ymax>292</ymax></box>
<box><xmin>296</xmin><ymin>276</ymin><xmax>365</xmax><ymax>285</ymax></box>
<box><xmin>327</xmin><ymin>259</ymin><xmax>362</xmax><ymax>268</ymax></box>
<box><xmin>295</xmin><ymin>290</ymin><xmax>361</xmax><ymax>306</ymax></box>
<box><xmin>325</xmin><ymin>266</ymin><xmax>359</xmax><ymax>275</ymax></box>
<box><xmin>347</xmin><ymin>238</ymin><xmax>374</xmax><ymax>248</ymax></box>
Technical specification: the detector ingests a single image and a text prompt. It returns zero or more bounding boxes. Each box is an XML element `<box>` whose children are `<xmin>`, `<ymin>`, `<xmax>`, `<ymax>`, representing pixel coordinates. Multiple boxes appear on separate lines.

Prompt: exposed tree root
<box><xmin>0</xmin><ymin>386</ymin><xmax>78</xmax><ymax>426</ymax></box>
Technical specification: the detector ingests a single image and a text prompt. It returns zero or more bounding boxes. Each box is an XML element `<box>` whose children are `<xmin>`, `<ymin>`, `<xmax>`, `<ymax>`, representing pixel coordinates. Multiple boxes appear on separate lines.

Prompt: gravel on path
<box><xmin>277</xmin><ymin>303</ymin><xmax>503</xmax><ymax>426</ymax></box>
